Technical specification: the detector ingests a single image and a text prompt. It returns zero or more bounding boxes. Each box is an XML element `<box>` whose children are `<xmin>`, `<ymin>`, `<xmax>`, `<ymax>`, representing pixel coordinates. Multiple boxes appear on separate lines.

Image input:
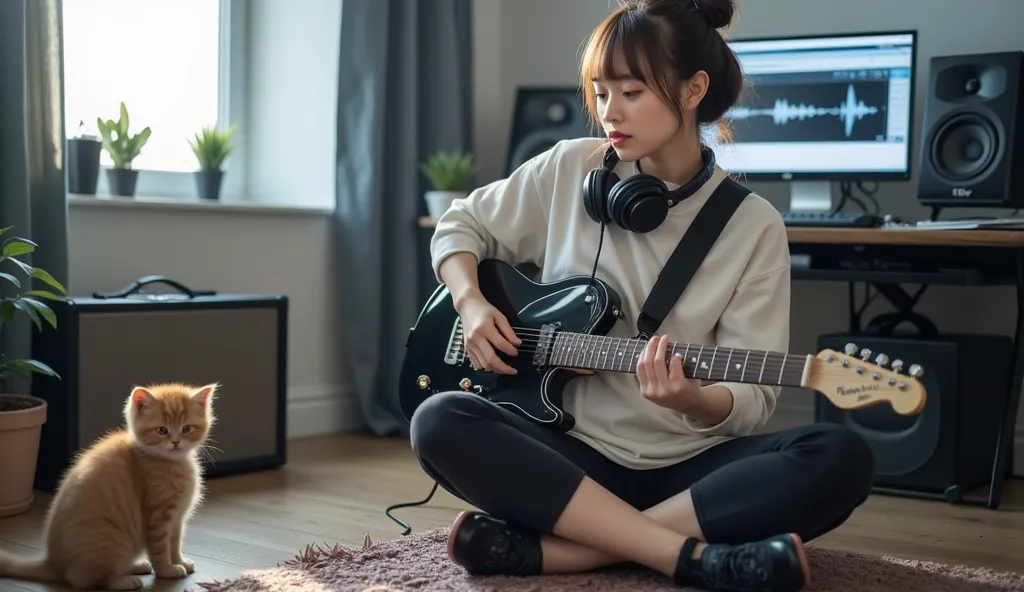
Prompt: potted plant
<box><xmin>0</xmin><ymin>225</ymin><xmax>66</xmax><ymax>517</ymax></box>
<box><xmin>188</xmin><ymin>124</ymin><xmax>237</xmax><ymax>200</ymax></box>
<box><xmin>96</xmin><ymin>102</ymin><xmax>151</xmax><ymax>197</ymax></box>
<box><xmin>420</xmin><ymin>150</ymin><xmax>476</xmax><ymax>219</ymax></box>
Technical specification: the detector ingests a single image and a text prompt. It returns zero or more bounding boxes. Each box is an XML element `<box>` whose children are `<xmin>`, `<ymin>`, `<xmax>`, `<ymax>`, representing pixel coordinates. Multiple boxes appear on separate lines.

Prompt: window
<box><xmin>62</xmin><ymin>0</ymin><xmax>245</xmax><ymax>198</ymax></box>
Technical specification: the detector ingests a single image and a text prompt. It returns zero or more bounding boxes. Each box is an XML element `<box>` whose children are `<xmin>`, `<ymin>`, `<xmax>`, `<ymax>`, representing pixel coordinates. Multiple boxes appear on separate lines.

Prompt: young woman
<box><xmin>411</xmin><ymin>0</ymin><xmax>876</xmax><ymax>590</ymax></box>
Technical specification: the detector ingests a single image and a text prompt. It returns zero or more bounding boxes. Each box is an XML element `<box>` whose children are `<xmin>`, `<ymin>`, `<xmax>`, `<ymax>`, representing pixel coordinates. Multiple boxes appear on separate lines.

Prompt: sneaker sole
<box><xmin>447</xmin><ymin>509</ymin><xmax>474</xmax><ymax>564</ymax></box>
<box><xmin>788</xmin><ymin>533</ymin><xmax>812</xmax><ymax>588</ymax></box>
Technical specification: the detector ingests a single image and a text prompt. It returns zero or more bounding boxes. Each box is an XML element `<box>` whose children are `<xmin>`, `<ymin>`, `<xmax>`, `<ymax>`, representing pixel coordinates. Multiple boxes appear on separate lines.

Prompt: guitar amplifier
<box><xmin>30</xmin><ymin>277</ymin><xmax>288</xmax><ymax>492</ymax></box>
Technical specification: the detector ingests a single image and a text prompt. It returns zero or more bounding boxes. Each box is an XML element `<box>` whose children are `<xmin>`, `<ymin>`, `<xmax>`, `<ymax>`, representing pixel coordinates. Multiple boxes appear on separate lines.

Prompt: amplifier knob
<box><xmin>417</xmin><ymin>375</ymin><xmax>430</xmax><ymax>390</ymax></box>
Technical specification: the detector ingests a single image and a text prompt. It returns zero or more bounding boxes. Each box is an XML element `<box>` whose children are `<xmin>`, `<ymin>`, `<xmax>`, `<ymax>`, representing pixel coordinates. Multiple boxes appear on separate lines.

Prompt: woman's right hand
<box><xmin>457</xmin><ymin>294</ymin><xmax>521</xmax><ymax>375</ymax></box>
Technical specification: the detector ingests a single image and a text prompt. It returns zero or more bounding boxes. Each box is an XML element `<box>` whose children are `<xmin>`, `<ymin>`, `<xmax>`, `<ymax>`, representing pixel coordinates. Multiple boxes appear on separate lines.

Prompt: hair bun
<box><xmin>691</xmin><ymin>0</ymin><xmax>736</xmax><ymax>29</ymax></box>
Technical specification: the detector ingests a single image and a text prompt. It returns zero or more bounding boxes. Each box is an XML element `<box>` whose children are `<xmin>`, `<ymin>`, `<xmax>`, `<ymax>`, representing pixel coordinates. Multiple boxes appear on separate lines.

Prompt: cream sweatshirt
<box><xmin>430</xmin><ymin>138</ymin><xmax>792</xmax><ymax>469</ymax></box>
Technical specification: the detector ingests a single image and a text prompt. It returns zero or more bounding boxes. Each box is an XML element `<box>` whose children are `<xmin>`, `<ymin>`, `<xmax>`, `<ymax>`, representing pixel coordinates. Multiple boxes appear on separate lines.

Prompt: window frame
<box><xmin>70</xmin><ymin>0</ymin><xmax>248</xmax><ymax>200</ymax></box>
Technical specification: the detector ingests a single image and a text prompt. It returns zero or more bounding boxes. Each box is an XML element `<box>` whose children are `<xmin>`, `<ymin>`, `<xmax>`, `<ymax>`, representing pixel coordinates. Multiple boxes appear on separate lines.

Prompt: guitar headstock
<box><xmin>805</xmin><ymin>343</ymin><xmax>927</xmax><ymax>416</ymax></box>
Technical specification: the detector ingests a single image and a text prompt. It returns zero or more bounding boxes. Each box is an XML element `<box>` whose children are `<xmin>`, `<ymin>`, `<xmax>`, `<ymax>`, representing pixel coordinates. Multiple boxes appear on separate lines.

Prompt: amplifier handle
<box><xmin>92</xmin><ymin>275</ymin><xmax>217</xmax><ymax>299</ymax></box>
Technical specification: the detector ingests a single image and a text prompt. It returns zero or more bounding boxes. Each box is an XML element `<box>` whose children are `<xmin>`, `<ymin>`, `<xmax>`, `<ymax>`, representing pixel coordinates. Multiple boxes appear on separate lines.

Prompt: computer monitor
<box><xmin>709</xmin><ymin>31</ymin><xmax>917</xmax><ymax>213</ymax></box>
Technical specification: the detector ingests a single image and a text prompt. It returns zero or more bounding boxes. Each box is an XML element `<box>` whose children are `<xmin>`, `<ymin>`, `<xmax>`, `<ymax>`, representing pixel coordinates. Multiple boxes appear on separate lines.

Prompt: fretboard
<box><xmin>548</xmin><ymin>332</ymin><xmax>808</xmax><ymax>387</ymax></box>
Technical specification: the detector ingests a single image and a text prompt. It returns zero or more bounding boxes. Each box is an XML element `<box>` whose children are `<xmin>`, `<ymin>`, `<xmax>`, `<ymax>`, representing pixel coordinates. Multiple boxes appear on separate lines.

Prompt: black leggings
<box><xmin>409</xmin><ymin>391</ymin><xmax>876</xmax><ymax>545</ymax></box>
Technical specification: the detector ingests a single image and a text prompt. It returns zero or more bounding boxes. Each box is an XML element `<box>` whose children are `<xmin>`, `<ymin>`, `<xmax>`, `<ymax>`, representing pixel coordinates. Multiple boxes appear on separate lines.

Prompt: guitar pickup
<box><xmin>444</xmin><ymin>318</ymin><xmax>466</xmax><ymax>365</ymax></box>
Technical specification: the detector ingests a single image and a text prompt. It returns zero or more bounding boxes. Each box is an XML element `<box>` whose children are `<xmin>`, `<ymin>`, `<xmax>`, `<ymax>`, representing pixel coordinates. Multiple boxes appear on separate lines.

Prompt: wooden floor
<box><xmin>1</xmin><ymin>434</ymin><xmax>1022</xmax><ymax>591</ymax></box>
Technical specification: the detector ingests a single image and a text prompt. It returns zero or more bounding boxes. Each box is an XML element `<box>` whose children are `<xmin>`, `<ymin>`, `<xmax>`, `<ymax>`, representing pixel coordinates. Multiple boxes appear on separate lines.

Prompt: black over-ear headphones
<box><xmin>582</xmin><ymin>145</ymin><xmax>716</xmax><ymax>233</ymax></box>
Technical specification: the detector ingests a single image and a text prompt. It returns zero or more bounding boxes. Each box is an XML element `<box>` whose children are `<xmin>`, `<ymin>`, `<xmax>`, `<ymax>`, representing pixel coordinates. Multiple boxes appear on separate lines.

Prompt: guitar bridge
<box><xmin>444</xmin><ymin>317</ymin><xmax>467</xmax><ymax>365</ymax></box>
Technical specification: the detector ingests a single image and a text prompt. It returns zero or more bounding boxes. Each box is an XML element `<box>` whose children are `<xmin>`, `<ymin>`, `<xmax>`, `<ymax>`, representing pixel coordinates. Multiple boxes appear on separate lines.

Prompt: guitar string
<box><xmin>453</xmin><ymin>339</ymin><xmax>806</xmax><ymax>381</ymax></box>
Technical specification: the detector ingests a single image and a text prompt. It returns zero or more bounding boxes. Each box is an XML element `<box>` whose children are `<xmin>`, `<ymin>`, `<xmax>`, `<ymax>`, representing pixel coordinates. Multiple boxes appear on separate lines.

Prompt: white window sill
<box><xmin>68</xmin><ymin>193</ymin><xmax>335</xmax><ymax>216</ymax></box>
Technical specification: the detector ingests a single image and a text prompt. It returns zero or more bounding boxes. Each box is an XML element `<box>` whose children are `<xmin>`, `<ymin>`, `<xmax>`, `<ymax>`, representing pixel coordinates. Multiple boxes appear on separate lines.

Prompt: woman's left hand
<box><xmin>636</xmin><ymin>334</ymin><xmax>704</xmax><ymax>413</ymax></box>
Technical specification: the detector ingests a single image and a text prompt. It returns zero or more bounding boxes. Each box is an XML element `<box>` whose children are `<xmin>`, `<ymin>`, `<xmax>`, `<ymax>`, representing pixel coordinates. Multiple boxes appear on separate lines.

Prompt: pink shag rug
<box><xmin>194</xmin><ymin>527</ymin><xmax>1024</xmax><ymax>592</ymax></box>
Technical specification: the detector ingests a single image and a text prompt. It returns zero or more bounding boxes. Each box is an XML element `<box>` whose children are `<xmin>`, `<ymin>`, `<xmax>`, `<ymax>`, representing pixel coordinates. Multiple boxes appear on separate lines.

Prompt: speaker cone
<box><xmin>929</xmin><ymin>113</ymin><xmax>1000</xmax><ymax>181</ymax></box>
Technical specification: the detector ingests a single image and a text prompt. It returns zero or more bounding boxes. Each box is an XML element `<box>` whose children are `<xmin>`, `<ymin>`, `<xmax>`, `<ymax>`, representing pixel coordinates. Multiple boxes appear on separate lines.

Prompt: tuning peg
<box><xmin>875</xmin><ymin>353</ymin><xmax>889</xmax><ymax>366</ymax></box>
<box><xmin>909</xmin><ymin>364</ymin><xmax>924</xmax><ymax>378</ymax></box>
<box><xmin>844</xmin><ymin>343</ymin><xmax>858</xmax><ymax>355</ymax></box>
<box><xmin>859</xmin><ymin>348</ymin><xmax>873</xmax><ymax>360</ymax></box>
<box><xmin>891</xmin><ymin>359</ymin><xmax>904</xmax><ymax>372</ymax></box>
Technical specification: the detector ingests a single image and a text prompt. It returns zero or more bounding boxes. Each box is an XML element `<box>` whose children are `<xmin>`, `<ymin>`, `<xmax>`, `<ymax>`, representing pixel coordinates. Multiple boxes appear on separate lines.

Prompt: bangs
<box><xmin>579</xmin><ymin>9</ymin><xmax>681</xmax><ymax>125</ymax></box>
<box><xmin>581</xmin><ymin>10</ymin><xmax>659</xmax><ymax>85</ymax></box>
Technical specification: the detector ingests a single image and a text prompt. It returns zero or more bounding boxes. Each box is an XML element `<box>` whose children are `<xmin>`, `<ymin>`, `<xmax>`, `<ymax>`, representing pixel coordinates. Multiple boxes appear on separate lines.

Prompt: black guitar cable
<box><xmin>385</xmin><ymin>480</ymin><xmax>438</xmax><ymax>535</ymax></box>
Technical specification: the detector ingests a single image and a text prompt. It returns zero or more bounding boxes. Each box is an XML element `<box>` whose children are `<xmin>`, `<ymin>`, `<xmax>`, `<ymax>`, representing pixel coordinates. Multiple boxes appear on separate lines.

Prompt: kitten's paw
<box><xmin>154</xmin><ymin>564</ymin><xmax>189</xmax><ymax>579</ymax></box>
<box><xmin>178</xmin><ymin>557</ymin><xmax>196</xmax><ymax>574</ymax></box>
<box><xmin>107</xmin><ymin>575</ymin><xmax>144</xmax><ymax>590</ymax></box>
<box><xmin>130</xmin><ymin>559</ymin><xmax>153</xmax><ymax>574</ymax></box>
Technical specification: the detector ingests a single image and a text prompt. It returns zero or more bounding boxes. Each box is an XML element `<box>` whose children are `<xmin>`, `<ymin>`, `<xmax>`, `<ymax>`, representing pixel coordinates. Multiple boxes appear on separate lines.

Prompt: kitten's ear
<box><xmin>191</xmin><ymin>383</ymin><xmax>218</xmax><ymax>408</ymax></box>
<box><xmin>130</xmin><ymin>387</ymin><xmax>155</xmax><ymax>412</ymax></box>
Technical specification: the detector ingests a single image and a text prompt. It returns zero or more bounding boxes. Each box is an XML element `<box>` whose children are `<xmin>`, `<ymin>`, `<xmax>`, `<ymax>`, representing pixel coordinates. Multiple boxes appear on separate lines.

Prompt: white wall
<box><xmin>474</xmin><ymin>0</ymin><xmax>1024</xmax><ymax>474</ymax></box>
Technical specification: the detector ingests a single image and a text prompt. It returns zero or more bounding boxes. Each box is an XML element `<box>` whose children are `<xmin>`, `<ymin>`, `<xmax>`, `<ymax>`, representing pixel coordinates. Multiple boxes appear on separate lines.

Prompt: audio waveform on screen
<box><xmin>724</xmin><ymin>79</ymin><xmax>889</xmax><ymax>143</ymax></box>
<box><xmin>728</xmin><ymin>84</ymin><xmax>878</xmax><ymax>138</ymax></box>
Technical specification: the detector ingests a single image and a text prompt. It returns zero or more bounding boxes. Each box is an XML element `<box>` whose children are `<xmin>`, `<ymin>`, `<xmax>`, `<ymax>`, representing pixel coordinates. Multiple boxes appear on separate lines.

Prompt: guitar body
<box><xmin>398</xmin><ymin>259</ymin><xmax>622</xmax><ymax>430</ymax></box>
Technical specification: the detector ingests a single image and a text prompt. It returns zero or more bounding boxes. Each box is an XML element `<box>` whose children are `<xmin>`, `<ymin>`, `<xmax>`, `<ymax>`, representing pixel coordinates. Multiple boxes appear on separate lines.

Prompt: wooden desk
<box><xmin>419</xmin><ymin>216</ymin><xmax>1024</xmax><ymax>248</ymax></box>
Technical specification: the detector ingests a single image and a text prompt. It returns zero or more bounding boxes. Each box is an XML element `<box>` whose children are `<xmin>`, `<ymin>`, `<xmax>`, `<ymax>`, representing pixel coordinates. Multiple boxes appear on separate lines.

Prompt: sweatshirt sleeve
<box><xmin>429</xmin><ymin>146</ymin><xmax>556</xmax><ymax>283</ymax></box>
<box><xmin>682</xmin><ymin>223</ymin><xmax>792</xmax><ymax>438</ymax></box>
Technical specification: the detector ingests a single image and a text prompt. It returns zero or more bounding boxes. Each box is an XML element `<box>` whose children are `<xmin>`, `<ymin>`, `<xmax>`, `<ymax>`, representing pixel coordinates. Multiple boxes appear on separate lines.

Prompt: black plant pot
<box><xmin>106</xmin><ymin>168</ymin><xmax>139</xmax><ymax>197</ymax></box>
<box><xmin>195</xmin><ymin>169</ymin><xmax>224</xmax><ymax>200</ymax></box>
<box><xmin>67</xmin><ymin>137</ymin><xmax>102</xmax><ymax>194</ymax></box>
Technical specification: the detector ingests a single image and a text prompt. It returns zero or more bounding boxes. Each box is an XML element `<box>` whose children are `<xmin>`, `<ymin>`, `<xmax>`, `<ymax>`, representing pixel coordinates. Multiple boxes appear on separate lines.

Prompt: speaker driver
<box><xmin>930</xmin><ymin>112</ymin><xmax>1000</xmax><ymax>181</ymax></box>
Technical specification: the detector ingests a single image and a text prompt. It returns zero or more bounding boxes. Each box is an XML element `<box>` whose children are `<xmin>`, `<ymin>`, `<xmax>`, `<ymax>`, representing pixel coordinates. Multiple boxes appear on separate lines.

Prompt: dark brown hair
<box><xmin>579</xmin><ymin>0</ymin><xmax>744</xmax><ymax>140</ymax></box>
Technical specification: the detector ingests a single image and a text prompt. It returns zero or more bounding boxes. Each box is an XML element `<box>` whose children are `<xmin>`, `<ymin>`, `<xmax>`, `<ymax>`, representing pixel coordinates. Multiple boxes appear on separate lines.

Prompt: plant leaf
<box><xmin>31</xmin><ymin>268</ymin><xmax>67</xmax><ymax>295</ymax></box>
<box><xmin>18</xmin><ymin>297</ymin><xmax>57</xmax><ymax>329</ymax></box>
<box><xmin>2</xmin><ymin>238</ymin><xmax>37</xmax><ymax>257</ymax></box>
<box><xmin>4</xmin><ymin>255</ymin><xmax>33</xmax><ymax>277</ymax></box>
<box><xmin>12</xmin><ymin>299</ymin><xmax>42</xmax><ymax>331</ymax></box>
<box><xmin>0</xmin><ymin>272</ymin><xmax>21</xmax><ymax>289</ymax></box>
<box><xmin>0</xmin><ymin>226</ymin><xmax>13</xmax><ymax>238</ymax></box>
<box><xmin>5</xmin><ymin>358</ymin><xmax>60</xmax><ymax>378</ymax></box>
<box><xmin>22</xmin><ymin>289</ymin><xmax>62</xmax><ymax>301</ymax></box>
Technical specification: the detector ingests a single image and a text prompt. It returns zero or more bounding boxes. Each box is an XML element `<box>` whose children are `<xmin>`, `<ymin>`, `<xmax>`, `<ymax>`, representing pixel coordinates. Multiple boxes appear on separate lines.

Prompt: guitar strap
<box><xmin>635</xmin><ymin>176</ymin><xmax>753</xmax><ymax>339</ymax></box>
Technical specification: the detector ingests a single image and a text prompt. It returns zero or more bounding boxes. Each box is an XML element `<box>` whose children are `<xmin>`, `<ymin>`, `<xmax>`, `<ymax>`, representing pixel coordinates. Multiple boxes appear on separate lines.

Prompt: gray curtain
<box><xmin>334</xmin><ymin>0</ymin><xmax>473</xmax><ymax>435</ymax></box>
<box><xmin>0</xmin><ymin>0</ymin><xmax>70</xmax><ymax>395</ymax></box>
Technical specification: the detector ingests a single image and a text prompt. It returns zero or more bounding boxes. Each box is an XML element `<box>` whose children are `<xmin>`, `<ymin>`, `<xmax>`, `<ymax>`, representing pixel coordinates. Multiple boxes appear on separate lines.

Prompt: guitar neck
<box><xmin>548</xmin><ymin>332</ymin><xmax>809</xmax><ymax>388</ymax></box>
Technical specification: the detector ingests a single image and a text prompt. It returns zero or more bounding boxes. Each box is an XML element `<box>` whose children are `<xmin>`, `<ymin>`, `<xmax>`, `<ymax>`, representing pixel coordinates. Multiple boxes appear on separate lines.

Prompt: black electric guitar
<box><xmin>398</xmin><ymin>259</ymin><xmax>927</xmax><ymax>430</ymax></box>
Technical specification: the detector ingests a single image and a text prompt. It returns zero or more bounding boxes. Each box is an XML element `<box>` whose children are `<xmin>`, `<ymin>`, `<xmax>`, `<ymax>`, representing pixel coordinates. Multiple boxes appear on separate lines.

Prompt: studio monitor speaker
<box><xmin>30</xmin><ymin>282</ymin><xmax>288</xmax><ymax>492</ymax></box>
<box><xmin>917</xmin><ymin>51</ymin><xmax>1024</xmax><ymax>208</ymax></box>
<box><xmin>816</xmin><ymin>332</ymin><xmax>1011</xmax><ymax>500</ymax></box>
<box><xmin>506</xmin><ymin>86</ymin><xmax>596</xmax><ymax>176</ymax></box>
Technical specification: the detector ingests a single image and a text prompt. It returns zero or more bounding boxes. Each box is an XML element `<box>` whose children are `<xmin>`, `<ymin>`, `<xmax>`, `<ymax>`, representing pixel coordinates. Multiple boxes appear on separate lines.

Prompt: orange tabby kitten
<box><xmin>0</xmin><ymin>382</ymin><xmax>217</xmax><ymax>590</ymax></box>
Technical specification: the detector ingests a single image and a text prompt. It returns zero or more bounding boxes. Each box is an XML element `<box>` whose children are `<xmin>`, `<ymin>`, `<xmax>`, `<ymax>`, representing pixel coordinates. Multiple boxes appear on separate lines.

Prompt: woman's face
<box><xmin>591</xmin><ymin>51</ymin><xmax>706</xmax><ymax>164</ymax></box>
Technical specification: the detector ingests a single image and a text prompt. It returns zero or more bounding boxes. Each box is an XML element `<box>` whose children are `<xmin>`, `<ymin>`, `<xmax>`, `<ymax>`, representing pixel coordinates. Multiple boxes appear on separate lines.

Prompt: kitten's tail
<box><xmin>0</xmin><ymin>549</ymin><xmax>56</xmax><ymax>582</ymax></box>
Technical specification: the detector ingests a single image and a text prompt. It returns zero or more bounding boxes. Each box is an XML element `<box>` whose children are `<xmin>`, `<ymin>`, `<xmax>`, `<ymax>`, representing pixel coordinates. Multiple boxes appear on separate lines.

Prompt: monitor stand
<box><xmin>789</xmin><ymin>181</ymin><xmax>834</xmax><ymax>214</ymax></box>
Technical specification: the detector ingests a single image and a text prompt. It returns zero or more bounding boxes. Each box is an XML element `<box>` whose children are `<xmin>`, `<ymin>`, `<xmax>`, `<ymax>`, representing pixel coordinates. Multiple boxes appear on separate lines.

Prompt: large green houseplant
<box><xmin>0</xmin><ymin>225</ymin><xmax>66</xmax><ymax>517</ymax></box>
<box><xmin>96</xmin><ymin>102</ymin><xmax>151</xmax><ymax>197</ymax></box>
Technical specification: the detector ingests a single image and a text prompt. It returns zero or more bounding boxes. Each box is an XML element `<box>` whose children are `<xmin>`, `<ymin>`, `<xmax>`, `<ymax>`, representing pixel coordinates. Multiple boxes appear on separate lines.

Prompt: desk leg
<box><xmin>988</xmin><ymin>247</ymin><xmax>1024</xmax><ymax>509</ymax></box>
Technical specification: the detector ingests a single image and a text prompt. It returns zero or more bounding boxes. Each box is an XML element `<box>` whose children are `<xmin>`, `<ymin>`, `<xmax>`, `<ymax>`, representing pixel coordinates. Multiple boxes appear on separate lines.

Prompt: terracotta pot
<box><xmin>0</xmin><ymin>394</ymin><xmax>47</xmax><ymax>517</ymax></box>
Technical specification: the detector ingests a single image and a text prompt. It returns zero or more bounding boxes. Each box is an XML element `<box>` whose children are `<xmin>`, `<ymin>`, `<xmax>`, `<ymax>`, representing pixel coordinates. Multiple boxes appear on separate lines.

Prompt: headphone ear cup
<box><xmin>583</xmin><ymin>168</ymin><xmax>617</xmax><ymax>224</ymax></box>
<box><xmin>608</xmin><ymin>174</ymin><xmax>669</xmax><ymax>232</ymax></box>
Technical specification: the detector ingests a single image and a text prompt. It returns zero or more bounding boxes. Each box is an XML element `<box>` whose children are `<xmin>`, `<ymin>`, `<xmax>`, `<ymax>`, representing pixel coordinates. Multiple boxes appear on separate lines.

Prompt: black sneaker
<box><xmin>447</xmin><ymin>510</ymin><xmax>543</xmax><ymax>576</ymax></box>
<box><xmin>674</xmin><ymin>533</ymin><xmax>810</xmax><ymax>592</ymax></box>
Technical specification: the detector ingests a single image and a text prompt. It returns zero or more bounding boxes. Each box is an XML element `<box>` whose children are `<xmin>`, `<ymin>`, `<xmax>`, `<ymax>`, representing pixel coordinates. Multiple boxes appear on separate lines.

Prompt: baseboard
<box><xmin>287</xmin><ymin>385</ymin><xmax>364</xmax><ymax>439</ymax></box>
<box><xmin>770</xmin><ymin>395</ymin><xmax>1024</xmax><ymax>478</ymax></box>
